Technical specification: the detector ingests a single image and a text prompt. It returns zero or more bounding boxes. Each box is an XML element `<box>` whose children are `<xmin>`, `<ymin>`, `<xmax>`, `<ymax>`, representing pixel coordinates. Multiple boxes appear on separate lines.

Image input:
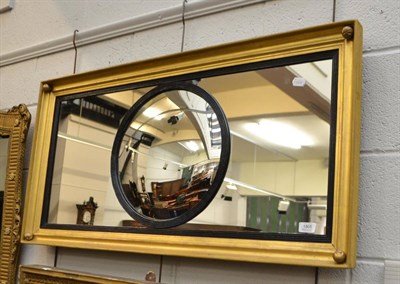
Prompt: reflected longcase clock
<box><xmin>76</xmin><ymin>197</ymin><xmax>98</xmax><ymax>225</ymax></box>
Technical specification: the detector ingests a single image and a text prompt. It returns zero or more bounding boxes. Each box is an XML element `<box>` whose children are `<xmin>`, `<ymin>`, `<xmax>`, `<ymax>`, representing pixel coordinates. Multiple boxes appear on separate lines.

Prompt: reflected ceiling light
<box><xmin>211</xmin><ymin>127</ymin><xmax>221</xmax><ymax>133</ymax></box>
<box><xmin>143</xmin><ymin>107</ymin><xmax>163</xmax><ymax>120</ymax></box>
<box><xmin>245</xmin><ymin>120</ymin><xmax>314</xmax><ymax>149</ymax></box>
<box><xmin>292</xmin><ymin>77</ymin><xmax>306</xmax><ymax>87</ymax></box>
<box><xmin>307</xmin><ymin>203</ymin><xmax>327</xmax><ymax>210</ymax></box>
<box><xmin>222</xmin><ymin>183</ymin><xmax>237</xmax><ymax>201</ymax></box>
<box><xmin>278</xmin><ymin>200</ymin><xmax>290</xmax><ymax>214</ymax></box>
<box><xmin>226</xmin><ymin>184</ymin><xmax>237</xmax><ymax>191</ymax></box>
<box><xmin>179</xmin><ymin>140</ymin><xmax>200</xmax><ymax>152</ymax></box>
<box><xmin>186</xmin><ymin>140</ymin><xmax>199</xmax><ymax>152</ymax></box>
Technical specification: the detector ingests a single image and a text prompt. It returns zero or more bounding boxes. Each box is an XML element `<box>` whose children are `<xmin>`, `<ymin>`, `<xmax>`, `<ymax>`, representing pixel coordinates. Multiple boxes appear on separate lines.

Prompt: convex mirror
<box><xmin>111</xmin><ymin>82</ymin><xmax>230</xmax><ymax>228</ymax></box>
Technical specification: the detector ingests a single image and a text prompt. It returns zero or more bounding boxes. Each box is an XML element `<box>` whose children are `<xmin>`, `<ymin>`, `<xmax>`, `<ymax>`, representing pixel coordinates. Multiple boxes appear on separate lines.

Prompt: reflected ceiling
<box><xmin>105</xmin><ymin>63</ymin><xmax>331</xmax><ymax>163</ymax></box>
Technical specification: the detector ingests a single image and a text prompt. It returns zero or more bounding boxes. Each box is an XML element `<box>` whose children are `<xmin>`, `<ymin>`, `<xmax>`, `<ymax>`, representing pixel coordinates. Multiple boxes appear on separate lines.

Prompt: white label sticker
<box><xmin>292</xmin><ymin>77</ymin><xmax>306</xmax><ymax>87</ymax></box>
<box><xmin>299</xmin><ymin>222</ymin><xmax>317</xmax><ymax>233</ymax></box>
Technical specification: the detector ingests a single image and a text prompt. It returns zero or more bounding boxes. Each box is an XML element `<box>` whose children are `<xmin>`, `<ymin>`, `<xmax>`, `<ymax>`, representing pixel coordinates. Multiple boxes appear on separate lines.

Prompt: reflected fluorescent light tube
<box><xmin>226</xmin><ymin>184</ymin><xmax>237</xmax><ymax>190</ymax></box>
<box><xmin>143</xmin><ymin>107</ymin><xmax>163</xmax><ymax>120</ymax></box>
<box><xmin>224</xmin><ymin>177</ymin><xmax>297</xmax><ymax>203</ymax></box>
<box><xmin>127</xmin><ymin>146</ymin><xmax>188</xmax><ymax>168</ymax></box>
<box><xmin>179</xmin><ymin>140</ymin><xmax>199</xmax><ymax>152</ymax></box>
<box><xmin>57</xmin><ymin>132</ymin><xmax>111</xmax><ymax>151</ymax></box>
<box><xmin>186</xmin><ymin>141</ymin><xmax>199</xmax><ymax>152</ymax></box>
<box><xmin>307</xmin><ymin>204</ymin><xmax>327</xmax><ymax>210</ymax></box>
<box><xmin>245</xmin><ymin>120</ymin><xmax>314</xmax><ymax>149</ymax></box>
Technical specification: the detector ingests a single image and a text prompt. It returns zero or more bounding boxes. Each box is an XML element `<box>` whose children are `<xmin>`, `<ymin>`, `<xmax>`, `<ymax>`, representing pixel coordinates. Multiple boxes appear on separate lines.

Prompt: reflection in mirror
<box><xmin>0</xmin><ymin>137</ymin><xmax>8</xmax><ymax>228</ymax></box>
<box><xmin>198</xmin><ymin>58</ymin><xmax>333</xmax><ymax>236</ymax></box>
<box><xmin>49</xmin><ymin>92</ymin><xmax>130</xmax><ymax>226</ymax></box>
<box><xmin>113</xmin><ymin>84</ymin><xmax>229</xmax><ymax>228</ymax></box>
<box><xmin>46</xmin><ymin>53</ymin><xmax>335</xmax><ymax>238</ymax></box>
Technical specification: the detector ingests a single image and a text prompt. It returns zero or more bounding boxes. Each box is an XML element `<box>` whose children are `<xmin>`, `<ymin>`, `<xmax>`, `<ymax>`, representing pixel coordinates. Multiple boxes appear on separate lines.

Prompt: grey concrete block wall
<box><xmin>1</xmin><ymin>0</ymin><xmax>399</xmax><ymax>283</ymax></box>
<box><xmin>183</xmin><ymin>0</ymin><xmax>333</xmax><ymax>51</ymax></box>
<box><xmin>55</xmin><ymin>248</ymin><xmax>162</xmax><ymax>281</ymax></box>
<box><xmin>335</xmin><ymin>1</ymin><xmax>400</xmax><ymax>283</ymax></box>
<box><xmin>358</xmin><ymin>154</ymin><xmax>400</xmax><ymax>259</ymax></box>
<box><xmin>0</xmin><ymin>0</ymin><xmax>183</xmax><ymax>54</ymax></box>
<box><xmin>361</xmin><ymin>53</ymin><xmax>400</xmax><ymax>152</ymax></box>
<box><xmin>0</xmin><ymin>51</ymin><xmax>76</xmax><ymax>108</ymax></box>
<box><xmin>160</xmin><ymin>256</ymin><xmax>315</xmax><ymax>284</ymax></box>
<box><xmin>335</xmin><ymin>0</ymin><xmax>400</xmax><ymax>51</ymax></box>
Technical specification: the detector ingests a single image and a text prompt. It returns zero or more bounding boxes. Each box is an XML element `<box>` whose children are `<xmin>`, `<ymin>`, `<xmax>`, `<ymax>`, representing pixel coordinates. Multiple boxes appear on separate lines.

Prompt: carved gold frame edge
<box><xmin>21</xmin><ymin>20</ymin><xmax>363</xmax><ymax>268</ymax></box>
<box><xmin>20</xmin><ymin>265</ymin><xmax>150</xmax><ymax>284</ymax></box>
<box><xmin>0</xmin><ymin>104</ymin><xmax>31</xmax><ymax>284</ymax></box>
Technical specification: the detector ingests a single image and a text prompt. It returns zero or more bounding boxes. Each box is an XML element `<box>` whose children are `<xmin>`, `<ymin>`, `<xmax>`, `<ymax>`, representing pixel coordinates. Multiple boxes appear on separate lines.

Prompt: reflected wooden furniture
<box><xmin>146</xmin><ymin>176</ymin><xmax>210</xmax><ymax>219</ymax></box>
<box><xmin>20</xmin><ymin>265</ymin><xmax>155</xmax><ymax>284</ymax></box>
<box><xmin>151</xmin><ymin>178</ymin><xmax>185</xmax><ymax>201</ymax></box>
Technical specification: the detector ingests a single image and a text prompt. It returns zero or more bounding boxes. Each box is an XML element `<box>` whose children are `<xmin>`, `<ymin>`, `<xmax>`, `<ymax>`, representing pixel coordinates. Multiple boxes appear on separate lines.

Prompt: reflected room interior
<box><xmin>115</xmin><ymin>87</ymin><xmax>224</xmax><ymax>225</ymax></box>
<box><xmin>47</xmin><ymin>57</ymin><xmax>333</xmax><ymax>237</ymax></box>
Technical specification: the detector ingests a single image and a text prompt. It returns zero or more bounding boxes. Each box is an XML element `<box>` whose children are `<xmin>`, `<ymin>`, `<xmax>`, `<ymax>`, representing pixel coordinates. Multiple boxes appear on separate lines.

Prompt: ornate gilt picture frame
<box><xmin>20</xmin><ymin>265</ymin><xmax>150</xmax><ymax>284</ymax></box>
<box><xmin>22</xmin><ymin>20</ymin><xmax>362</xmax><ymax>268</ymax></box>
<box><xmin>0</xmin><ymin>104</ymin><xmax>31</xmax><ymax>284</ymax></box>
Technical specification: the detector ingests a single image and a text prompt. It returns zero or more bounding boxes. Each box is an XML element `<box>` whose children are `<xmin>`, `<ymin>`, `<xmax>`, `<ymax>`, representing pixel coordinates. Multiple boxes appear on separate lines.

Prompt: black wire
<box><xmin>315</xmin><ymin>267</ymin><xmax>319</xmax><ymax>284</ymax></box>
<box><xmin>54</xmin><ymin>247</ymin><xmax>59</xmax><ymax>267</ymax></box>
<box><xmin>332</xmin><ymin>0</ymin><xmax>336</xmax><ymax>22</ymax></box>
<box><xmin>180</xmin><ymin>0</ymin><xmax>187</xmax><ymax>52</ymax></box>
<box><xmin>158</xmin><ymin>255</ymin><xmax>163</xmax><ymax>283</ymax></box>
<box><xmin>73</xmin><ymin>29</ymin><xmax>79</xmax><ymax>74</ymax></box>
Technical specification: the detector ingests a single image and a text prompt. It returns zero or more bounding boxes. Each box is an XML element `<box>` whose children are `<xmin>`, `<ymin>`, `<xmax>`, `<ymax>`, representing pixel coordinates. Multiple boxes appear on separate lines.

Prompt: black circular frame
<box><xmin>111</xmin><ymin>81</ymin><xmax>231</xmax><ymax>229</ymax></box>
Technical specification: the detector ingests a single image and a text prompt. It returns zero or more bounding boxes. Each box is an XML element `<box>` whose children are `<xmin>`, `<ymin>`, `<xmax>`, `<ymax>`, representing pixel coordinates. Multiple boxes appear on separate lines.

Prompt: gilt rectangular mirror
<box><xmin>0</xmin><ymin>104</ymin><xmax>31</xmax><ymax>284</ymax></box>
<box><xmin>22</xmin><ymin>20</ymin><xmax>362</xmax><ymax>268</ymax></box>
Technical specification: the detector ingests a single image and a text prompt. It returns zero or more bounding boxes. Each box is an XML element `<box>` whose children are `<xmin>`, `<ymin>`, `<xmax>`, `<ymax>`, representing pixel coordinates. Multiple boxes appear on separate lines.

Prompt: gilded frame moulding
<box><xmin>21</xmin><ymin>20</ymin><xmax>363</xmax><ymax>268</ymax></box>
<box><xmin>0</xmin><ymin>104</ymin><xmax>31</xmax><ymax>284</ymax></box>
<box><xmin>20</xmin><ymin>265</ymin><xmax>151</xmax><ymax>284</ymax></box>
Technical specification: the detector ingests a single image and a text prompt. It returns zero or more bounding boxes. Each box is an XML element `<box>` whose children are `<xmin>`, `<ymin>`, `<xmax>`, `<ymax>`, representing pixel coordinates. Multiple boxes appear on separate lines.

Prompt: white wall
<box><xmin>238</xmin><ymin>159</ymin><xmax>328</xmax><ymax>196</ymax></box>
<box><xmin>1</xmin><ymin>0</ymin><xmax>399</xmax><ymax>283</ymax></box>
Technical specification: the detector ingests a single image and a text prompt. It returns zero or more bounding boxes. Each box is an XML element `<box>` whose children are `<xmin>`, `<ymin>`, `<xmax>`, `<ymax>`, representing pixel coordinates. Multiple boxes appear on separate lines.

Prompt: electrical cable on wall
<box><xmin>181</xmin><ymin>0</ymin><xmax>188</xmax><ymax>52</ymax></box>
<box><xmin>53</xmin><ymin>30</ymin><xmax>80</xmax><ymax>268</ymax></box>
<box><xmin>158</xmin><ymin>255</ymin><xmax>163</xmax><ymax>283</ymax></box>
<box><xmin>73</xmin><ymin>29</ymin><xmax>79</xmax><ymax>74</ymax></box>
<box><xmin>156</xmin><ymin>1</ymin><xmax>188</xmax><ymax>278</ymax></box>
<box><xmin>72</xmin><ymin>30</ymin><xmax>85</xmax><ymax>137</ymax></box>
<box><xmin>332</xmin><ymin>0</ymin><xmax>336</xmax><ymax>22</ymax></box>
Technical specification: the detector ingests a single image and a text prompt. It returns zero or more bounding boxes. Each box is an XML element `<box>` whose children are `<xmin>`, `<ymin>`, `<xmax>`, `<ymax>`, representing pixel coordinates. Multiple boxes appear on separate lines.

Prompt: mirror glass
<box><xmin>112</xmin><ymin>83</ymin><xmax>230</xmax><ymax>228</ymax></box>
<box><xmin>203</xmin><ymin>59</ymin><xmax>333</xmax><ymax>236</ymax></box>
<box><xmin>45</xmin><ymin>51</ymin><xmax>336</xmax><ymax>240</ymax></box>
<box><xmin>0</xmin><ymin>137</ymin><xmax>9</xmax><ymax>234</ymax></box>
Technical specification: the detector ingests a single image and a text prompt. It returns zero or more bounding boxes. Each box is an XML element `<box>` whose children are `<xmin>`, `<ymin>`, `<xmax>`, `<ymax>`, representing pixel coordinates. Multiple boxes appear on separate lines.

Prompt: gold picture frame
<box><xmin>21</xmin><ymin>20</ymin><xmax>362</xmax><ymax>268</ymax></box>
<box><xmin>0</xmin><ymin>104</ymin><xmax>31</xmax><ymax>284</ymax></box>
<box><xmin>20</xmin><ymin>265</ymin><xmax>151</xmax><ymax>284</ymax></box>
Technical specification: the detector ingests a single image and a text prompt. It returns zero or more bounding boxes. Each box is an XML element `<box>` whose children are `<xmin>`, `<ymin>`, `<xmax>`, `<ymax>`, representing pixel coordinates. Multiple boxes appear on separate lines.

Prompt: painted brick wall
<box><xmin>1</xmin><ymin>0</ymin><xmax>399</xmax><ymax>283</ymax></box>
